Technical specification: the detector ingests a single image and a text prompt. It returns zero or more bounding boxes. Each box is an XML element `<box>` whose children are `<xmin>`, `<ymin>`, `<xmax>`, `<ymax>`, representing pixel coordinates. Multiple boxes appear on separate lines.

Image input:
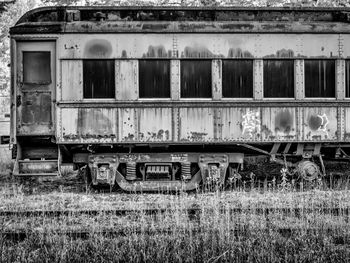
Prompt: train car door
<box><xmin>16</xmin><ymin>41</ymin><xmax>56</xmax><ymax>135</ymax></box>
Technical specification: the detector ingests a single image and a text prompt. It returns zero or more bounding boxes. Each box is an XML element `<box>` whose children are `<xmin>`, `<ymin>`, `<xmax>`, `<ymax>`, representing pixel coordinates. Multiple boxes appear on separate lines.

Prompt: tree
<box><xmin>0</xmin><ymin>0</ymin><xmax>37</xmax><ymax>94</ymax></box>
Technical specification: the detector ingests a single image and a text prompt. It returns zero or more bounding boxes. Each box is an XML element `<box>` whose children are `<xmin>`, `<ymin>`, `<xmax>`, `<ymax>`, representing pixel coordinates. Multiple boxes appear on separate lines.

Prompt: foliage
<box><xmin>1</xmin><ymin>190</ymin><xmax>350</xmax><ymax>262</ymax></box>
<box><xmin>0</xmin><ymin>0</ymin><xmax>37</xmax><ymax>93</ymax></box>
<box><xmin>0</xmin><ymin>0</ymin><xmax>350</xmax><ymax>93</ymax></box>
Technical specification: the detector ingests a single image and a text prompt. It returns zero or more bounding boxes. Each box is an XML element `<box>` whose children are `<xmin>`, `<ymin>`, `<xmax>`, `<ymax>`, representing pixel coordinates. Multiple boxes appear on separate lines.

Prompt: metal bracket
<box><xmin>198</xmin><ymin>154</ymin><xmax>228</xmax><ymax>185</ymax></box>
<box><xmin>88</xmin><ymin>154</ymin><xmax>118</xmax><ymax>185</ymax></box>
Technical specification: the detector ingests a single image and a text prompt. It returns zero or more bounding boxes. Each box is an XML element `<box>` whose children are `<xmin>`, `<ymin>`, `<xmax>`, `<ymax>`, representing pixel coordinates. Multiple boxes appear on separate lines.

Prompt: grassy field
<box><xmin>0</xmin><ymin>187</ymin><xmax>350</xmax><ymax>263</ymax></box>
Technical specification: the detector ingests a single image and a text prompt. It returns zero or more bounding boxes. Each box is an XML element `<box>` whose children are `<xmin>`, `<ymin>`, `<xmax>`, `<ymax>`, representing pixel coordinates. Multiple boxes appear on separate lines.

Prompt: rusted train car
<box><xmin>9</xmin><ymin>6</ymin><xmax>350</xmax><ymax>191</ymax></box>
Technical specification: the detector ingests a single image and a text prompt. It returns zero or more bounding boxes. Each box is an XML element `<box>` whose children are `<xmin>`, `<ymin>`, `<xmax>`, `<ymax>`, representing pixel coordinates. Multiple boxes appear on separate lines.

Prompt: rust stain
<box><xmin>275</xmin><ymin>110</ymin><xmax>293</xmax><ymax>133</ymax></box>
<box><xmin>84</xmin><ymin>39</ymin><xmax>112</xmax><ymax>58</ymax></box>
<box><xmin>264</xmin><ymin>49</ymin><xmax>295</xmax><ymax>58</ymax></box>
<box><xmin>181</xmin><ymin>46</ymin><xmax>214</xmax><ymax>58</ymax></box>
<box><xmin>142</xmin><ymin>45</ymin><xmax>170</xmax><ymax>58</ymax></box>
<box><xmin>190</xmin><ymin>132</ymin><xmax>207</xmax><ymax>141</ymax></box>
<box><xmin>344</xmin><ymin>133</ymin><xmax>350</xmax><ymax>140</ymax></box>
<box><xmin>121</xmin><ymin>50</ymin><xmax>127</xmax><ymax>58</ymax></box>
<box><xmin>308</xmin><ymin>115</ymin><xmax>322</xmax><ymax>131</ymax></box>
<box><xmin>227</xmin><ymin>48</ymin><xmax>253</xmax><ymax>58</ymax></box>
<box><xmin>124</xmin><ymin>133</ymin><xmax>135</xmax><ymax>141</ymax></box>
<box><xmin>78</xmin><ymin>109</ymin><xmax>114</xmax><ymax>136</ymax></box>
<box><xmin>22</xmin><ymin>93</ymin><xmax>51</xmax><ymax>125</ymax></box>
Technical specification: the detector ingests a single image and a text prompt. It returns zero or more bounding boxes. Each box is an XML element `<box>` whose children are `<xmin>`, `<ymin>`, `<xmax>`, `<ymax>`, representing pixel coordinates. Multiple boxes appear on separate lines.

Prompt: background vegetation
<box><xmin>1</xmin><ymin>0</ymin><xmax>350</xmax><ymax>97</ymax></box>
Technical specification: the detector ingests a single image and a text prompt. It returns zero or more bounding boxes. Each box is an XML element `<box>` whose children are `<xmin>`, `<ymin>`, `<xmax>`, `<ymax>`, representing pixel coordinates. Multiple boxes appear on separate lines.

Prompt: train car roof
<box><xmin>10</xmin><ymin>6</ymin><xmax>350</xmax><ymax>34</ymax></box>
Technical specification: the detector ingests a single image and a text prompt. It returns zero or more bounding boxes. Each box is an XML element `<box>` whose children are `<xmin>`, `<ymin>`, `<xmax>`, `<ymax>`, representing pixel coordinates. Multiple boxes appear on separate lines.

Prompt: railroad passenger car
<box><xmin>9</xmin><ymin>6</ymin><xmax>350</xmax><ymax>191</ymax></box>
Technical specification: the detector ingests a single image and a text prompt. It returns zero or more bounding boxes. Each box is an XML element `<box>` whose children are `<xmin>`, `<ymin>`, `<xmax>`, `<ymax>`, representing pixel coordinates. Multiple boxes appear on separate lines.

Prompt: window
<box><xmin>181</xmin><ymin>60</ymin><xmax>211</xmax><ymax>98</ymax></box>
<box><xmin>23</xmin><ymin>51</ymin><xmax>51</xmax><ymax>84</ymax></box>
<box><xmin>305</xmin><ymin>60</ymin><xmax>335</xmax><ymax>98</ymax></box>
<box><xmin>83</xmin><ymin>60</ymin><xmax>115</xmax><ymax>99</ymax></box>
<box><xmin>139</xmin><ymin>60</ymin><xmax>170</xmax><ymax>98</ymax></box>
<box><xmin>264</xmin><ymin>60</ymin><xmax>294</xmax><ymax>98</ymax></box>
<box><xmin>222</xmin><ymin>60</ymin><xmax>253</xmax><ymax>98</ymax></box>
<box><xmin>346</xmin><ymin>60</ymin><xmax>350</xmax><ymax>98</ymax></box>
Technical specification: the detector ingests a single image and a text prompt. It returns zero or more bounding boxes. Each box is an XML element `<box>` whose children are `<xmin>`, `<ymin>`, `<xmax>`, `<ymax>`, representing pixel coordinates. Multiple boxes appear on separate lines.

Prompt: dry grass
<box><xmin>0</xmin><ymin>187</ymin><xmax>350</xmax><ymax>262</ymax></box>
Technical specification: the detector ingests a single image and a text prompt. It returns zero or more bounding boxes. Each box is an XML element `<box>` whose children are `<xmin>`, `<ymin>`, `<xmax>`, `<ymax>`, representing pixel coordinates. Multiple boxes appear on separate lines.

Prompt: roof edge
<box><xmin>15</xmin><ymin>5</ymin><xmax>350</xmax><ymax>26</ymax></box>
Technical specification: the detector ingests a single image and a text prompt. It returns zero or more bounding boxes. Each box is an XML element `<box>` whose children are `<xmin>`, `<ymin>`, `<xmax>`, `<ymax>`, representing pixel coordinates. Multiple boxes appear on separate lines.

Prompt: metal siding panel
<box><xmin>77</xmin><ymin>108</ymin><xmax>117</xmax><ymax>141</ymax></box>
<box><xmin>336</xmin><ymin>59</ymin><xmax>346</xmax><ymax>100</ymax></box>
<box><xmin>59</xmin><ymin>34</ymin><xmax>340</xmax><ymax>59</ymax></box>
<box><xmin>59</xmin><ymin>34</ymin><xmax>173</xmax><ymax>59</ymax></box>
<box><xmin>344</xmin><ymin>108</ymin><xmax>350</xmax><ymax>141</ymax></box>
<box><xmin>340</xmin><ymin>35</ymin><xmax>350</xmax><ymax>58</ymax></box>
<box><xmin>0</xmin><ymin>121</ymin><xmax>9</xmax><ymax>136</ymax></box>
<box><xmin>61</xmin><ymin>60</ymin><xmax>83</xmax><ymax>101</ymax></box>
<box><xmin>139</xmin><ymin>108</ymin><xmax>172</xmax><ymax>142</ymax></box>
<box><xmin>118</xmin><ymin>108</ymin><xmax>137</xmax><ymax>142</ymax></box>
<box><xmin>212</xmin><ymin>60</ymin><xmax>222</xmax><ymax>100</ymax></box>
<box><xmin>261</xmin><ymin>108</ymin><xmax>297</xmax><ymax>141</ymax></box>
<box><xmin>303</xmin><ymin>107</ymin><xmax>338</xmax><ymax>141</ymax></box>
<box><xmin>170</xmin><ymin>60</ymin><xmax>180</xmax><ymax>100</ymax></box>
<box><xmin>221</xmin><ymin>108</ymin><xmax>261</xmax><ymax>141</ymax></box>
<box><xmin>295</xmin><ymin>60</ymin><xmax>304</xmax><ymax>99</ymax></box>
<box><xmin>0</xmin><ymin>96</ymin><xmax>10</xmax><ymax>120</ymax></box>
<box><xmin>299</xmin><ymin>35</ymin><xmax>338</xmax><ymax>58</ymax></box>
<box><xmin>116</xmin><ymin>60</ymin><xmax>138</xmax><ymax>101</ymax></box>
<box><xmin>60</xmin><ymin>108</ymin><xmax>78</xmax><ymax>141</ymax></box>
<box><xmin>179</xmin><ymin>108</ymin><xmax>214</xmax><ymax>142</ymax></box>
<box><xmin>254</xmin><ymin>60</ymin><xmax>263</xmax><ymax>100</ymax></box>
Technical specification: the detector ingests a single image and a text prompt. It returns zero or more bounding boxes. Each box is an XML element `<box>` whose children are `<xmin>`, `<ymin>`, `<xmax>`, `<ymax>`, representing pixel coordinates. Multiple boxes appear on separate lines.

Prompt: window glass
<box><xmin>345</xmin><ymin>60</ymin><xmax>350</xmax><ymax>98</ymax></box>
<box><xmin>305</xmin><ymin>60</ymin><xmax>335</xmax><ymax>98</ymax></box>
<box><xmin>139</xmin><ymin>60</ymin><xmax>170</xmax><ymax>98</ymax></box>
<box><xmin>222</xmin><ymin>60</ymin><xmax>253</xmax><ymax>98</ymax></box>
<box><xmin>181</xmin><ymin>60</ymin><xmax>211</xmax><ymax>98</ymax></box>
<box><xmin>264</xmin><ymin>60</ymin><xmax>294</xmax><ymax>98</ymax></box>
<box><xmin>23</xmin><ymin>51</ymin><xmax>51</xmax><ymax>84</ymax></box>
<box><xmin>83</xmin><ymin>60</ymin><xmax>115</xmax><ymax>99</ymax></box>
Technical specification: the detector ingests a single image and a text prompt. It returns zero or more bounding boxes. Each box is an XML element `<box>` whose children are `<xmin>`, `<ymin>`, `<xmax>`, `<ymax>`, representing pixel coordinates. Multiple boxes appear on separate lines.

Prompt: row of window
<box><xmin>21</xmin><ymin>52</ymin><xmax>350</xmax><ymax>99</ymax></box>
<box><xmin>83</xmin><ymin>59</ymin><xmax>347</xmax><ymax>99</ymax></box>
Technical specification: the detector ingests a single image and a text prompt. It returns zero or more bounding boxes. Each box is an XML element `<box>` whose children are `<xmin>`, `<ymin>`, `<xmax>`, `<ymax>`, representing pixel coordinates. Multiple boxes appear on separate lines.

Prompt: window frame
<box><xmin>22</xmin><ymin>51</ymin><xmax>52</xmax><ymax>85</ymax></box>
<box><xmin>138</xmin><ymin>59</ymin><xmax>171</xmax><ymax>100</ymax></box>
<box><xmin>345</xmin><ymin>59</ymin><xmax>350</xmax><ymax>99</ymax></box>
<box><xmin>262</xmin><ymin>59</ymin><xmax>295</xmax><ymax>100</ymax></box>
<box><xmin>221</xmin><ymin>59</ymin><xmax>254</xmax><ymax>100</ymax></box>
<box><xmin>82</xmin><ymin>59</ymin><xmax>116</xmax><ymax>100</ymax></box>
<box><xmin>180</xmin><ymin>59</ymin><xmax>213</xmax><ymax>100</ymax></box>
<box><xmin>304</xmin><ymin>59</ymin><xmax>336</xmax><ymax>100</ymax></box>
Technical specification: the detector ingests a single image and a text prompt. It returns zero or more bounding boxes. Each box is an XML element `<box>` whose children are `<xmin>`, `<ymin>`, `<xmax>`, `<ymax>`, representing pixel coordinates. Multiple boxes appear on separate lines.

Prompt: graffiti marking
<box><xmin>242</xmin><ymin>110</ymin><xmax>261</xmax><ymax>137</ymax></box>
<box><xmin>317</xmin><ymin>113</ymin><xmax>329</xmax><ymax>135</ymax></box>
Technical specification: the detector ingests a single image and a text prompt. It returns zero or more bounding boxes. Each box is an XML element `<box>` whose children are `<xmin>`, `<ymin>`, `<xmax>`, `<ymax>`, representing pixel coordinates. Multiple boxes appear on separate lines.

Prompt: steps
<box><xmin>14</xmin><ymin>159</ymin><xmax>59</xmax><ymax>177</ymax></box>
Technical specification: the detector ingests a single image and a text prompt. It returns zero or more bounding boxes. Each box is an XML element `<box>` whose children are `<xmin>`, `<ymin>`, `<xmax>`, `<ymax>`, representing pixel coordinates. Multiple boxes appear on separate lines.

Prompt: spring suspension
<box><xmin>126</xmin><ymin>162</ymin><xmax>137</xmax><ymax>180</ymax></box>
<box><xmin>181</xmin><ymin>162</ymin><xmax>191</xmax><ymax>181</ymax></box>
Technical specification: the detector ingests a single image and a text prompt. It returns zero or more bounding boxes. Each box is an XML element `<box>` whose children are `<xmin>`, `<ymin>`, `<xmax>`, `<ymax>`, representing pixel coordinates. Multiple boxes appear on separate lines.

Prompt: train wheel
<box><xmin>297</xmin><ymin>160</ymin><xmax>320</xmax><ymax>181</ymax></box>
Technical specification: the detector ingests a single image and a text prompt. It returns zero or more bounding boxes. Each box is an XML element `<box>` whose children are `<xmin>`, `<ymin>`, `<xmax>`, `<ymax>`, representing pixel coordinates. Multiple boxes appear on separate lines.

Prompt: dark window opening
<box><xmin>346</xmin><ymin>60</ymin><xmax>350</xmax><ymax>98</ymax></box>
<box><xmin>264</xmin><ymin>60</ymin><xmax>294</xmax><ymax>98</ymax></box>
<box><xmin>23</xmin><ymin>51</ymin><xmax>51</xmax><ymax>84</ymax></box>
<box><xmin>305</xmin><ymin>60</ymin><xmax>335</xmax><ymax>98</ymax></box>
<box><xmin>181</xmin><ymin>60</ymin><xmax>212</xmax><ymax>98</ymax></box>
<box><xmin>222</xmin><ymin>60</ymin><xmax>253</xmax><ymax>98</ymax></box>
<box><xmin>139</xmin><ymin>60</ymin><xmax>170</xmax><ymax>98</ymax></box>
<box><xmin>83</xmin><ymin>60</ymin><xmax>115</xmax><ymax>99</ymax></box>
